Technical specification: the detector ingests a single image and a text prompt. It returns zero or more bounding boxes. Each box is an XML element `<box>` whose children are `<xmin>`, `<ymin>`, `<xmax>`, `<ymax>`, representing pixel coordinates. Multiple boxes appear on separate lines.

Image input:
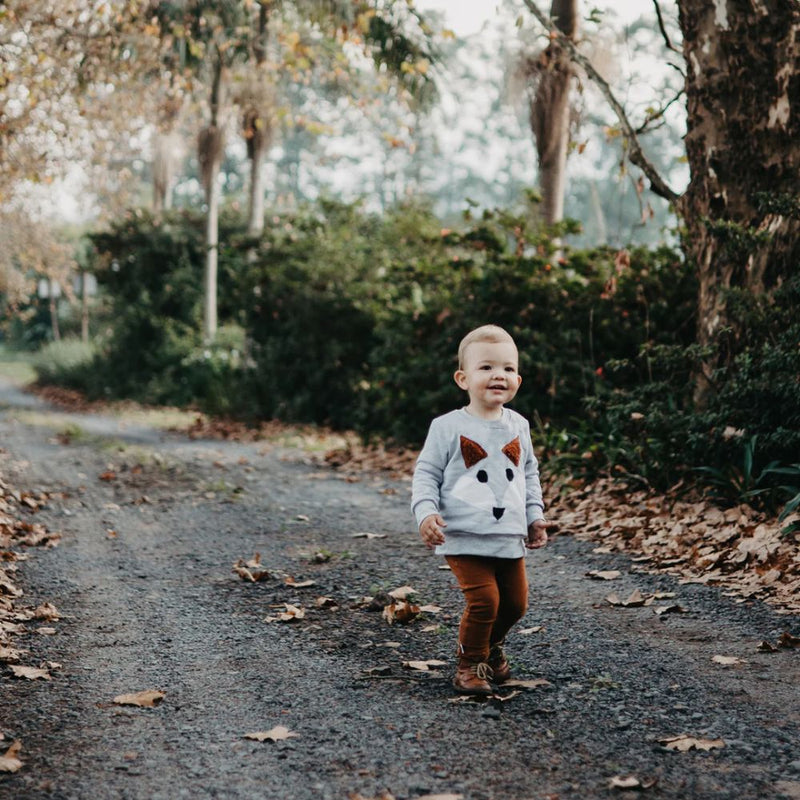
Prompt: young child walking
<box><xmin>411</xmin><ymin>324</ymin><xmax>548</xmax><ymax>695</ymax></box>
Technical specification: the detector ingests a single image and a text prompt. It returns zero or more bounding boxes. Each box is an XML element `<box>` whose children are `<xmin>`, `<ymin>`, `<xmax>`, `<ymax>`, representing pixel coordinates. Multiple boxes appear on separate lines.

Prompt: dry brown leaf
<box><xmin>654</xmin><ymin>604</ymin><xmax>687</xmax><ymax>616</ymax></box>
<box><xmin>416</xmin><ymin>793</ymin><xmax>464</xmax><ymax>800</ymax></box>
<box><xmin>245</xmin><ymin>553</ymin><xmax>263</xmax><ymax>568</ymax></box>
<box><xmin>402</xmin><ymin>659</ymin><xmax>447</xmax><ymax>671</ymax></box>
<box><xmin>233</xmin><ymin>561</ymin><xmax>271</xmax><ymax>582</ymax></box>
<box><xmin>10</xmin><ymin>665</ymin><xmax>51</xmax><ymax>681</ymax></box>
<box><xmin>519</xmin><ymin>626</ymin><xmax>544</xmax><ymax>635</ymax></box>
<box><xmin>418</xmin><ymin>604</ymin><xmax>442</xmax><ymax>614</ymax></box>
<box><xmin>388</xmin><ymin>585</ymin><xmax>417</xmax><ymax>600</ymax></box>
<box><xmin>382</xmin><ymin>600</ymin><xmax>420</xmax><ymax>625</ymax></box>
<box><xmin>609</xmin><ymin>775</ymin><xmax>657</xmax><ymax>790</ymax></box>
<box><xmin>266</xmin><ymin>604</ymin><xmax>305</xmax><ymax>622</ymax></box>
<box><xmin>314</xmin><ymin>596</ymin><xmax>337</xmax><ymax>608</ymax></box>
<box><xmin>113</xmin><ymin>690</ymin><xmax>166</xmax><ymax>707</ymax></box>
<box><xmin>587</xmin><ymin>570</ymin><xmax>622</xmax><ymax>581</ymax></box>
<box><xmin>36</xmin><ymin>627</ymin><xmax>57</xmax><ymax>635</ymax></box>
<box><xmin>712</xmin><ymin>655</ymin><xmax>746</xmax><ymax>666</ymax></box>
<box><xmin>606</xmin><ymin>589</ymin><xmax>646</xmax><ymax>608</ymax></box>
<box><xmin>0</xmin><ymin>740</ymin><xmax>23</xmax><ymax>773</ymax></box>
<box><xmin>244</xmin><ymin>726</ymin><xmax>299</xmax><ymax>742</ymax></box>
<box><xmin>284</xmin><ymin>577</ymin><xmax>316</xmax><ymax>588</ymax></box>
<box><xmin>32</xmin><ymin>602</ymin><xmax>61</xmax><ymax>621</ymax></box>
<box><xmin>351</xmin><ymin>532</ymin><xmax>387</xmax><ymax>540</ymax></box>
<box><xmin>659</xmin><ymin>734</ymin><xmax>725</xmax><ymax>752</ymax></box>
<box><xmin>757</xmin><ymin>640</ymin><xmax>779</xmax><ymax>652</ymax></box>
<box><xmin>778</xmin><ymin>631</ymin><xmax>800</xmax><ymax>649</ymax></box>
<box><xmin>98</xmin><ymin>471</ymin><xmax>116</xmax><ymax>482</ymax></box>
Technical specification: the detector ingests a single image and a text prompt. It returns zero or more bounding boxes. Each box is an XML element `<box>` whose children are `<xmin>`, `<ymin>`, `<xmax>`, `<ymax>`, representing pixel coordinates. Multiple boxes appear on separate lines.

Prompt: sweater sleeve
<box><xmin>523</xmin><ymin>420</ymin><xmax>546</xmax><ymax>524</ymax></box>
<box><xmin>411</xmin><ymin>419</ymin><xmax>448</xmax><ymax>528</ymax></box>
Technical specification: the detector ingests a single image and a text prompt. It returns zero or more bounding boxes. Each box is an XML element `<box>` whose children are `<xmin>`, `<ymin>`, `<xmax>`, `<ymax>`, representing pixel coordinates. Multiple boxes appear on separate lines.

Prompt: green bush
<box><xmin>33</xmin><ymin>338</ymin><xmax>95</xmax><ymax>386</ymax></box>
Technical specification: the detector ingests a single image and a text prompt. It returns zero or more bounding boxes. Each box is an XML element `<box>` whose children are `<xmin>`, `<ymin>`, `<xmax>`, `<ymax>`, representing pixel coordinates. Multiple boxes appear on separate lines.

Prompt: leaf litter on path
<box><xmin>658</xmin><ymin>734</ymin><xmax>725</xmax><ymax>752</ymax></box>
<box><xmin>0</xmin><ymin>740</ymin><xmax>23</xmax><ymax>773</ymax></box>
<box><xmin>244</xmin><ymin>726</ymin><xmax>299</xmax><ymax>743</ymax></box>
<box><xmin>112</xmin><ymin>690</ymin><xmax>166</xmax><ymax>708</ymax></box>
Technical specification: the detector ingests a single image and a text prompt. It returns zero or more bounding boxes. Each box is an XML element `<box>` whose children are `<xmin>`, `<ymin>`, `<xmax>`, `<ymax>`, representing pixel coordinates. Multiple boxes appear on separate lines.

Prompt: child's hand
<box><xmin>526</xmin><ymin>520</ymin><xmax>548</xmax><ymax>549</ymax></box>
<box><xmin>419</xmin><ymin>514</ymin><xmax>447</xmax><ymax>549</ymax></box>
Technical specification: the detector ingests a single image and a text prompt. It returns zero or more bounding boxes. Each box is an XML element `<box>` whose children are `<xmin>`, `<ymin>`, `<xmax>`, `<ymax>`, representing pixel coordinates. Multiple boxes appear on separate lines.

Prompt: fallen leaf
<box><xmin>284</xmin><ymin>577</ymin><xmax>316</xmax><ymax>588</ymax></box>
<box><xmin>712</xmin><ymin>655</ymin><xmax>746</xmax><ymax>666</ymax></box>
<box><xmin>32</xmin><ymin>602</ymin><xmax>61</xmax><ymax>621</ymax></box>
<box><xmin>295</xmin><ymin>514</ymin><xmax>310</xmax><ymax>522</ymax></box>
<box><xmin>113</xmin><ymin>690</ymin><xmax>166</xmax><ymax>707</ymax></box>
<box><xmin>37</xmin><ymin>627</ymin><xmax>57</xmax><ymax>635</ymax></box>
<box><xmin>421</xmin><ymin>624</ymin><xmax>441</xmax><ymax>632</ymax></box>
<box><xmin>382</xmin><ymin>600</ymin><xmax>420</xmax><ymax>625</ymax></box>
<box><xmin>314</xmin><ymin>596</ymin><xmax>337</xmax><ymax>608</ymax></box>
<box><xmin>244</xmin><ymin>726</ymin><xmax>299</xmax><ymax>742</ymax></box>
<box><xmin>654</xmin><ymin>604</ymin><xmax>687</xmax><ymax>616</ymax></box>
<box><xmin>10</xmin><ymin>665</ymin><xmax>51</xmax><ymax>681</ymax></box>
<box><xmin>519</xmin><ymin>626</ymin><xmax>544</xmax><ymax>635</ymax></box>
<box><xmin>493</xmin><ymin>690</ymin><xmax>522</xmax><ymax>702</ymax></box>
<box><xmin>778</xmin><ymin>631</ymin><xmax>800</xmax><ymax>649</ymax></box>
<box><xmin>587</xmin><ymin>570</ymin><xmax>622</xmax><ymax>581</ymax></box>
<box><xmin>245</xmin><ymin>553</ymin><xmax>263</xmax><ymax>568</ymax></box>
<box><xmin>757</xmin><ymin>640</ymin><xmax>779</xmax><ymax>653</ymax></box>
<box><xmin>98</xmin><ymin>471</ymin><xmax>116</xmax><ymax>482</ymax></box>
<box><xmin>388</xmin><ymin>585</ymin><xmax>417</xmax><ymax>600</ymax></box>
<box><xmin>418</xmin><ymin>604</ymin><xmax>442</xmax><ymax>614</ymax></box>
<box><xmin>606</xmin><ymin>589</ymin><xmax>646</xmax><ymax>607</ymax></box>
<box><xmin>502</xmin><ymin>678</ymin><xmax>552</xmax><ymax>690</ymax></box>
<box><xmin>351</xmin><ymin>532</ymin><xmax>387</xmax><ymax>540</ymax></box>
<box><xmin>402</xmin><ymin>659</ymin><xmax>447</xmax><ymax>671</ymax></box>
<box><xmin>609</xmin><ymin>775</ymin><xmax>657</xmax><ymax>790</ymax></box>
<box><xmin>233</xmin><ymin>560</ymin><xmax>271</xmax><ymax>582</ymax></box>
<box><xmin>266</xmin><ymin>604</ymin><xmax>306</xmax><ymax>622</ymax></box>
<box><xmin>659</xmin><ymin>734</ymin><xmax>725</xmax><ymax>752</ymax></box>
<box><xmin>416</xmin><ymin>794</ymin><xmax>464</xmax><ymax>800</ymax></box>
<box><xmin>365</xmin><ymin>665</ymin><xmax>392</xmax><ymax>676</ymax></box>
<box><xmin>0</xmin><ymin>740</ymin><xmax>22</xmax><ymax>773</ymax></box>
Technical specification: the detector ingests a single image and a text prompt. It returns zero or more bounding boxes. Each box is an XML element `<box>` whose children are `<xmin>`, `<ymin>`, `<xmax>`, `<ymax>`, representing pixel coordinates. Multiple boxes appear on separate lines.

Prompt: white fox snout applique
<box><xmin>451</xmin><ymin>435</ymin><xmax>526</xmax><ymax>525</ymax></box>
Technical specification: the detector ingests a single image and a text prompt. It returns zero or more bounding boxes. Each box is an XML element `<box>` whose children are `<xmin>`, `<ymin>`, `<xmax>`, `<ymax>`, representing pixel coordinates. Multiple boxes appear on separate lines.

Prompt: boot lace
<box><xmin>471</xmin><ymin>662</ymin><xmax>494</xmax><ymax>681</ymax></box>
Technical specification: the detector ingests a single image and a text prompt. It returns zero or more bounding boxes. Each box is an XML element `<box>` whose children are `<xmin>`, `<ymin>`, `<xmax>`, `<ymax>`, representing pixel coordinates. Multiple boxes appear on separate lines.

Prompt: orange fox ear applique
<box><xmin>502</xmin><ymin>437</ymin><xmax>521</xmax><ymax>466</ymax></box>
<box><xmin>460</xmin><ymin>436</ymin><xmax>488</xmax><ymax>468</ymax></box>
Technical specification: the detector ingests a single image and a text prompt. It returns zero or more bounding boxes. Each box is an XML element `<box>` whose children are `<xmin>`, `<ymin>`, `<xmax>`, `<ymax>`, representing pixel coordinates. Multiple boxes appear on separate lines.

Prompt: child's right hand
<box><xmin>419</xmin><ymin>514</ymin><xmax>447</xmax><ymax>549</ymax></box>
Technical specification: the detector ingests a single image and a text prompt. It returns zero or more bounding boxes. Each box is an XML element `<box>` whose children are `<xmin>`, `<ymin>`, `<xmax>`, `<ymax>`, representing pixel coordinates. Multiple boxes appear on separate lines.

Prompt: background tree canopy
<box><xmin>1</xmin><ymin>0</ymin><xmax>798</xmax><ymax>524</ymax></box>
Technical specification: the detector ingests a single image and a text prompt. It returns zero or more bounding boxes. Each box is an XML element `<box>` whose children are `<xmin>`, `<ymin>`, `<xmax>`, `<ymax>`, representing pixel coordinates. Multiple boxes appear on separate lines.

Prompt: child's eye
<box><xmin>505</xmin><ymin>366</ymin><xmax>516</xmax><ymax>372</ymax></box>
<box><xmin>480</xmin><ymin>365</ymin><xmax>492</xmax><ymax>370</ymax></box>
<box><xmin>477</xmin><ymin>470</ymin><xmax>488</xmax><ymax>483</ymax></box>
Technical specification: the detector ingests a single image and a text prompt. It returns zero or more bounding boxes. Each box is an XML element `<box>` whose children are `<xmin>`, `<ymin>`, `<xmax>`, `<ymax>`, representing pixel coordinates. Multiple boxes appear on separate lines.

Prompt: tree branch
<box><xmin>522</xmin><ymin>0</ymin><xmax>681</xmax><ymax>204</ymax></box>
<box><xmin>636</xmin><ymin>88</ymin><xmax>685</xmax><ymax>134</ymax></box>
<box><xmin>652</xmin><ymin>0</ymin><xmax>682</xmax><ymax>55</ymax></box>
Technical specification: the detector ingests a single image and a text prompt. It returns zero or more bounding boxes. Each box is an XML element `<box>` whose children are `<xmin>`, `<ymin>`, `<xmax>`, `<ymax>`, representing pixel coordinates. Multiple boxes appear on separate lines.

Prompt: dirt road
<box><xmin>1</xmin><ymin>378</ymin><xmax>799</xmax><ymax>800</ymax></box>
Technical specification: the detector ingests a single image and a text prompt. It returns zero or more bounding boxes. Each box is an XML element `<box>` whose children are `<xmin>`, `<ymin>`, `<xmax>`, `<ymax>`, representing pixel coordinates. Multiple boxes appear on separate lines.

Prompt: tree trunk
<box><xmin>198</xmin><ymin>52</ymin><xmax>227</xmax><ymax>343</ymax></box>
<box><xmin>80</xmin><ymin>272</ymin><xmax>89</xmax><ymax>343</ymax></box>
<box><xmin>677</xmin><ymin>0</ymin><xmax>800</xmax><ymax>397</ymax></box>
<box><xmin>48</xmin><ymin>279</ymin><xmax>60</xmax><ymax>342</ymax></box>
<box><xmin>153</xmin><ymin>131</ymin><xmax>181</xmax><ymax>213</ymax></box>
<box><xmin>528</xmin><ymin>0</ymin><xmax>578</xmax><ymax>226</ymax></box>
<box><xmin>244</xmin><ymin>1</ymin><xmax>272</xmax><ymax>236</ymax></box>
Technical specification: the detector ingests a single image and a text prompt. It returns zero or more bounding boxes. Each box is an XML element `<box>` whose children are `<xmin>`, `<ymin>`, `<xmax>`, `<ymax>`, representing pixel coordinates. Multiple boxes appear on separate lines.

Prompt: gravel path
<box><xmin>1</xmin><ymin>379</ymin><xmax>799</xmax><ymax>800</ymax></box>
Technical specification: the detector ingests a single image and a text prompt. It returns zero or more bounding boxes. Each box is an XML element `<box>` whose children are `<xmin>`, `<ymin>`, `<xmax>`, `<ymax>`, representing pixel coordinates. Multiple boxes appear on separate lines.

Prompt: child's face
<box><xmin>454</xmin><ymin>340</ymin><xmax>522</xmax><ymax>417</ymax></box>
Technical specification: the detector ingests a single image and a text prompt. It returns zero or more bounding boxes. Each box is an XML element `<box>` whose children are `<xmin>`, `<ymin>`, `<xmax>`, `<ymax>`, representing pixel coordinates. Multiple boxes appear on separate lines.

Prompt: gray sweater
<box><xmin>411</xmin><ymin>407</ymin><xmax>545</xmax><ymax>558</ymax></box>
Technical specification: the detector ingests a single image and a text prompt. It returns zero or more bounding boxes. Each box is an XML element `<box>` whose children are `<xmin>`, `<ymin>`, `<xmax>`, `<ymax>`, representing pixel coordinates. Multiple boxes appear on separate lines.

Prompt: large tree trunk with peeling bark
<box><xmin>528</xmin><ymin>0</ymin><xmax>578</xmax><ymax>226</ymax></box>
<box><xmin>677</xmin><ymin>0</ymin><xmax>800</xmax><ymax>396</ymax></box>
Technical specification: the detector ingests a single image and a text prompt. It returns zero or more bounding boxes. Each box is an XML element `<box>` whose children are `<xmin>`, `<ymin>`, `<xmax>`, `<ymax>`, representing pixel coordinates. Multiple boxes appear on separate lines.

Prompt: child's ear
<box><xmin>454</xmin><ymin>369</ymin><xmax>468</xmax><ymax>390</ymax></box>
<box><xmin>516</xmin><ymin>374</ymin><xmax>522</xmax><ymax>388</ymax></box>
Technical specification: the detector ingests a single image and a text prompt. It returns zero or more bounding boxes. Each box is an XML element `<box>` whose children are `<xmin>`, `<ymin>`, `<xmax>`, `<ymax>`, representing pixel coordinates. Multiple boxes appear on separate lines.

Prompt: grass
<box><xmin>0</xmin><ymin>349</ymin><xmax>36</xmax><ymax>386</ymax></box>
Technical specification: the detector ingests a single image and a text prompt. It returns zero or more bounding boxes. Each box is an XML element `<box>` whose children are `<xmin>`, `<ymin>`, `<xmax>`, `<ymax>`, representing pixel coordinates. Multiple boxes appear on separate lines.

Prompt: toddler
<box><xmin>411</xmin><ymin>324</ymin><xmax>548</xmax><ymax>694</ymax></box>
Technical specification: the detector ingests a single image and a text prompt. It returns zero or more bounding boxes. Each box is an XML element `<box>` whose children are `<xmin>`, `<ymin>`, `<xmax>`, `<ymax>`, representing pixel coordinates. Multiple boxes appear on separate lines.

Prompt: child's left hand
<box><xmin>526</xmin><ymin>520</ymin><xmax>548</xmax><ymax>549</ymax></box>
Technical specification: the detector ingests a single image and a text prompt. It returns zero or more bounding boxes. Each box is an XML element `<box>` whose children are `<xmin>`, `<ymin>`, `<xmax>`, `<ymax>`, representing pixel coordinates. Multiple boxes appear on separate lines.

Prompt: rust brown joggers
<box><xmin>445</xmin><ymin>555</ymin><xmax>528</xmax><ymax>662</ymax></box>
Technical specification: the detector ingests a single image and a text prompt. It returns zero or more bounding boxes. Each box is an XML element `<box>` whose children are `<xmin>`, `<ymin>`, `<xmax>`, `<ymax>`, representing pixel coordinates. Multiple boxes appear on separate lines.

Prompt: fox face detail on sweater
<box><xmin>452</xmin><ymin>435</ymin><xmax>525</xmax><ymax>525</ymax></box>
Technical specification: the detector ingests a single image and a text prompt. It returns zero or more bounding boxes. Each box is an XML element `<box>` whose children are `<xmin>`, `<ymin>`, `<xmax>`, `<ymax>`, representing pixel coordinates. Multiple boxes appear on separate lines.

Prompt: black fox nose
<box><xmin>493</xmin><ymin>507</ymin><xmax>505</xmax><ymax>520</ymax></box>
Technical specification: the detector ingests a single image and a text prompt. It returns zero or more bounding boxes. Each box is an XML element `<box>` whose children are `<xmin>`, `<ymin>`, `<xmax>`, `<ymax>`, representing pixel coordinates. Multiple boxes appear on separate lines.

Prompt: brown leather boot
<box><xmin>452</xmin><ymin>659</ymin><xmax>494</xmax><ymax>695</ymax></box>
<box><xmin>488</xmin><ymin>641</ymin><xmax>511</xmax><ymax>684</ymax></box>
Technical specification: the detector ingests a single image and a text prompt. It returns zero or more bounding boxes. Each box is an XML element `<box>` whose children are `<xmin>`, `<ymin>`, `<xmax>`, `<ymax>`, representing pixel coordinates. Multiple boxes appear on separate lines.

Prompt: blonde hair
<box><xmin>457</xmin><ymin>324</ymin><xmax>516</xmax><ymax>370</ymax></box>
